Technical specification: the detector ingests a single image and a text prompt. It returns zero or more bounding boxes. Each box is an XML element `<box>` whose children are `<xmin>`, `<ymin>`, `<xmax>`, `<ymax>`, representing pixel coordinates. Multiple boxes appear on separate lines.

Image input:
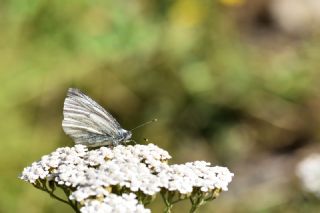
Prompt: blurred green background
<box><xmin>2</xmin><ymin>0</ymin><xmax>320</xmax><ymax>212</ymax></box>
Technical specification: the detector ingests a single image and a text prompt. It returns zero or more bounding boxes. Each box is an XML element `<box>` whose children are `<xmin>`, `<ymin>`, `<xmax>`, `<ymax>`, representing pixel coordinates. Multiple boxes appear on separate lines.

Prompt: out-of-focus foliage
<box><xmin>2</xmin><ymin>0</ymin><xmax>320</xmax><ymax>212</ymax></box>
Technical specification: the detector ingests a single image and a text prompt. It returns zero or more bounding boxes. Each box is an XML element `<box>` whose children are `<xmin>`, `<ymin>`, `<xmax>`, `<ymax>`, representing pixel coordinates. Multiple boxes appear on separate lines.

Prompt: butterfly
<box><xmin>62</xmin><ymin>88</ymin><xmax>132</xmax><ymax>147</ymax></box>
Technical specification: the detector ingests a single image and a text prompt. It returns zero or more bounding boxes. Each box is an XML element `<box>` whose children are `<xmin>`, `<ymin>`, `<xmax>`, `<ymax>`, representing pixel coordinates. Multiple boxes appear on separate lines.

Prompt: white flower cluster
<box><xmin>79</xmin><ymin>190</ymin><xmax>149</xmax><ymax>213</ymax></box>
<box><xmin>296</xmin><ymin>153</ymin><xmax>320</xmax><ymax>197</ymax></box>
<box><xmin>20</xmin><ymin>144</ymin><xmax>234</xmax><ymax>212</ymax></box>
<box><xmin>159</xmin><ymin>161</ymin><xmax>233</xmax><ymax>194</ymax></box>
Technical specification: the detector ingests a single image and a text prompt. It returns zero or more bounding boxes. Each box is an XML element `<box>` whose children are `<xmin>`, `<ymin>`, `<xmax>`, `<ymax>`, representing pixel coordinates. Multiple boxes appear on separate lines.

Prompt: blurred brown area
<box><xmin>2</xmin><ymin>0</ymin><xmax>320</xmax><ymax>212</ymax></box>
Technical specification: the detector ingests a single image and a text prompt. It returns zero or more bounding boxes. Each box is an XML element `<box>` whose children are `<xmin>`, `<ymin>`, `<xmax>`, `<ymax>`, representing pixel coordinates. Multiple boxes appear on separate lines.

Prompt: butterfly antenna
<box><xmin>130</xmin><ymin>119</ymin><xmax>158</xmax><ymax>131</ymax></box>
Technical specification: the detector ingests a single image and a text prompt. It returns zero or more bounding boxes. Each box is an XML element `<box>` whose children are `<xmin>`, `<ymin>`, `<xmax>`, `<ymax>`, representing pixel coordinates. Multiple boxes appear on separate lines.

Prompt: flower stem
<box><xmin>62</xmin><ymin>187</ymin><xmax>81</xmax><ymax>213</ymax></box>
<box><xmin>189</xmin><ymin>199</ymin><xmax>204</xmax><ymax>213</ymax></box>
<box><xmin>189</xmin><ymin>188</ymin><xmax>206</xmax><ymax>213</ymax></box>
<box><xmin>161</xmin><ymin>190</ymin><xmax>173</xmax><ymax>213</ymax></box>
<box><xmin>164</xmin><ymin>205</ymin><xmax>173</xmax><ymax>213</ymax></box>
<box><xmin>34</xmin><ymin>180</ymin><xmax>80</xmax><ymax>213</ymax></box>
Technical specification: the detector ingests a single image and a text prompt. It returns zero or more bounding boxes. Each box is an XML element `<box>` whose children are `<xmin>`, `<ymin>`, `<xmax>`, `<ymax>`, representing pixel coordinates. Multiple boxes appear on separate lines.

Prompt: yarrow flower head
<box><xmin>20</xmin><ymin>144</ymin><xmax>234</xmax><ymax>212</ymax></box>
<box><xmin>296</xmin><ymin>153</ymin><xmax>320</xmax><ymax>197</ymax></box>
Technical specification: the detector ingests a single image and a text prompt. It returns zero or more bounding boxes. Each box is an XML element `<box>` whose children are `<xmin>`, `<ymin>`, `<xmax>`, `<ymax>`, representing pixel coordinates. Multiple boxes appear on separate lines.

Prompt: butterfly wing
<box><xmin>62</xmin><ymin>88</ymin><xmax>122</xmax><ymax>146</ymax></box>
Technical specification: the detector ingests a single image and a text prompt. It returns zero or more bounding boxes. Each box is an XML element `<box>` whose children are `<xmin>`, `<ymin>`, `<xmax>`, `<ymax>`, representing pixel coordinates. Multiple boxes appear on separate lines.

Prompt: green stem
<box><xmin>189</xmin><ymin>189</ymin><xmax>206</xmax><ymax>213</ymax></box>
<box><xmin>164</xmin><ymin>205</ymin><xmax>173</xmax><ymax>213</ymax></box>
<box><xmin>34</xmin><ymin>184</ymin><xmax>70</xmax><ymax>205</ymax></box>
<box><xmin>62</xmin><ymin>187</ymin><xmax>80</xmax><ymax>213</ymax></box>
<box><xmin>189</xmin><ymin>198</ymin><xmax>204</xmax><ymax>213</ymax></box>
<box><xmin>34</xmin><ymin>180</ymin><xmax>80</xmax><ymax>213</ymax></box>
<box><xmin>161</xmin><ymin>191</ymin><xmax>173</xmax><ymax>213</ymax></box>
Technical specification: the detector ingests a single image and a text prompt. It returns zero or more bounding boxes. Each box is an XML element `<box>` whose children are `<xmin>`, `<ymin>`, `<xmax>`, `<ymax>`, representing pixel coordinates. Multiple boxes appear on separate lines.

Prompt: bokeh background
<box><xmin>2</xmin><ymin>0</ymin><xmax>320</xmax><ymax>212</ymax></box>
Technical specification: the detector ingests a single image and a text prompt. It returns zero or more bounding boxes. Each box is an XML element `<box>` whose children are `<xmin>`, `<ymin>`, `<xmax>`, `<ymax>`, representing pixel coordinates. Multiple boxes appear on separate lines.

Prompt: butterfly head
<box><xmin>119</xmin><ymin>129</ymin><xmax>132</xmax><ymax>143</ymax></box>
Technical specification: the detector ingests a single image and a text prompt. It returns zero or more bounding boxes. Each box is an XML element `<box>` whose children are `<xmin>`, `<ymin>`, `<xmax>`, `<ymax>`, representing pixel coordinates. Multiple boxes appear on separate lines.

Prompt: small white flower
<box><xmin>80</xmin><ymin>193</ymin><xmax>150</xmax><ymax>213</ymax></box>
<box><xmin>20</xmin><ymin>162</ymin><xmax>48</xmax><ymax>183</ymax></box>
<box><xmin>296</xmin><ymin>154</ymin><xmax>320</xmax><ymax>197</ymax></box>
<box><xmin>70</xmin><ymin>186</ymin><xmax>110</xmax><ymax>202</ymax></box>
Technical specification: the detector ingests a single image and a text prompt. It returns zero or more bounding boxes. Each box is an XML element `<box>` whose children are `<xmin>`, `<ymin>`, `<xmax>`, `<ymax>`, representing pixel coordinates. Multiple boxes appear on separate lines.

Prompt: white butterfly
<box><xmin>62</xmin><ymin>88</ymin><xmax>132</xmax><ymax>147</ymax></box>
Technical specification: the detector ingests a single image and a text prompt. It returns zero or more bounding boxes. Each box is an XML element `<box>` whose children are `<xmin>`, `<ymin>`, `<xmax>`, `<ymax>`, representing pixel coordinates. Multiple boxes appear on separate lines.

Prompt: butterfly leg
<box><xmin>112</xmin><ymin>140</ymin><xmax>118</xmax><ymax>147</ymax></box>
